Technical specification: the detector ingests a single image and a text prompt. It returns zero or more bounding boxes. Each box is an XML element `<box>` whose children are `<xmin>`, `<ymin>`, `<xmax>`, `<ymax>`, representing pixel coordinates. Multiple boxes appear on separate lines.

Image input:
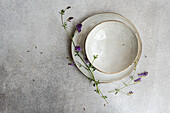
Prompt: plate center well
<box><xmin>85</xmin><ymin>21</ymin><xmax>138</xmax><ymax>74</ymax></box>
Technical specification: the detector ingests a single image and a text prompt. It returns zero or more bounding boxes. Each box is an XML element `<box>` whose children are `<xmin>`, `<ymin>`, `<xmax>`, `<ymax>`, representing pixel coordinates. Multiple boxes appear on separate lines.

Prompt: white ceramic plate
<box><xmin>85</xmin><ymin>20</ymin><xmax>138</xmax><ymax>74</ymax></box>
<box><xmin>71</xmin><ymin>13</ymin><xmax>142</xmax><ymax>83</ymax></box>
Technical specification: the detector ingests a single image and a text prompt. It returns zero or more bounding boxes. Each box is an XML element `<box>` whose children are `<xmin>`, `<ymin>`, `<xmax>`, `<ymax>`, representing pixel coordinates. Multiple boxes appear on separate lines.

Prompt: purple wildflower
<box><xmin>75</xmin><ymin>46</ymin><xmax>81</xmax><ymax>52</ymax></box>
<box><xmin>134</xmin><ymin>78</ymin><xmax>141</xmax><ymax>83</ymax></box>
<box><xmin>138</xmin><ymin>71</ymin><xmax>148</xmax><ymax>77</ymax></box>
<box><xmin>68</xmin><ymin>63</ymin><xmax>74</xmax><ymax>66</ymax></box>
<box><xmin>84</xmin><ymin>54</ymin><xmax>89</xmax><ymax>63</ymax></box>
<box><xmin>67</xmin><ymin>17</ymin><xmax>73</xmax><ymax>22</ymax></box>
<box><xmin>76</xmin><ymin>23</ymin><xmax>82</xmax><ymax>33</ymax></box>
<box><xmin>68</xmin><ymin>61</ymin><xmax>75</xmax><ymax>66</ymax></box>
<box><xmin>128</xmin><ymin>91</ymin><xmax>133</xmax><ymax>95</ymax></box>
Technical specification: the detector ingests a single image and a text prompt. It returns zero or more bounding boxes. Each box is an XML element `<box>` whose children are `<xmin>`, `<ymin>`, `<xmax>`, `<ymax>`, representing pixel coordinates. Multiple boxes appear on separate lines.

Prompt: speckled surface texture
<box><xmin>0</xmin><ymin>0</ymin><xmax>170</xmax><ymax>113</ymax></box>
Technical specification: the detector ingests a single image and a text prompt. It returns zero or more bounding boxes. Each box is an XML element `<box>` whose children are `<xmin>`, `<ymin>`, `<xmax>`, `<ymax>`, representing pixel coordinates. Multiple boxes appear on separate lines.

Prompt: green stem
<box><xmin>108</xmin><ymin>65</ymin><xmax>137</xmax><ymax>93</ymax></box>
<box><xmin>108</xmin><ymin>91</ymin><xmax>114</xmax><ymax>93</ymax></box>
<box><xmin>100</xmin><ymin>90</ymin><xmax>109</xmax><ymax>104</ymax></box>
<box><xmin>119</xmin><ymin>85</ymin><xmax>127</xmax><ymax>90</ymax></box>
<box><xmin>92</xmin><ymin>58</ymin><xmax>95</xmax><ymax>64</ymax></box>
<box><xmin>119</xmin><ymin>91</ymin><xmax>129</xmax><ymax>96</ymax></box>
<box><xmin>75</xmin><ymin>60</ymin><xmax>88</xmax><ymax>70</ymax></box>
<box><xmin>127</xmin><ymin>68</ymin><xmax>136</xmax><ymax>85</ymax></box>
<box><xmin>62</xmin><ymin>15</ymin><xmax>95</xmax><ymax>82</ymax></box>
<box><xmin>60</xmin><ymin>13</ymin><xmax>107</xmax><ymax>103</ymax></box>
<box><xmin>63</xmin><ymin>21</ymin><xmax>97</xmax><ymax>83</ymax></box>
<box><xmin>61</xmin><ymin>14</ymin><xmax>64</xmax><ymax>25</ymax></box>
<box><xmin>61</xmin><ymin>15</ymin><xmax>88</xmax><ymax>70</ymax></box>
<box><xmin>64</xmin><ymin>28</ymin><xmax>76</xmax><ymax>47</ymax></box>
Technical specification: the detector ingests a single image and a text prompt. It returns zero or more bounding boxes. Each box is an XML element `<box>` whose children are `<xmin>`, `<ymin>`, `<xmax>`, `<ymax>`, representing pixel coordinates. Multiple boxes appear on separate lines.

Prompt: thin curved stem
<box><xmin>100</xmin><ymin>90</ymin><xmax>109</xmax><ymax>104</ymax></box>
<box><xmin>60</xmin><ymin>13</ymin><xmax>107</xmax><ymax>103</ymax></box>
<box><xmin>61</xmin><ymin>14</ymin><xmax>64</xmax><ymax>25</ymax></box>
<box><xmin>108</xmin><ymin>64</ymin><xmax>138</xmax><ymax>94</ymax></box>
<box><xmin>119</xmin><ymin>91</ymin><xmax>129</xmax><ymax>96</ymax></box>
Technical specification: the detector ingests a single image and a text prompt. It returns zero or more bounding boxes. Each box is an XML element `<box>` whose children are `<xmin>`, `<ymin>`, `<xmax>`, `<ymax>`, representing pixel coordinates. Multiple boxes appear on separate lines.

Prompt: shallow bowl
<box><xmin>85</xmin><ymin>20</ymin><xmax>138</xmax><ymax>74</ymax></box>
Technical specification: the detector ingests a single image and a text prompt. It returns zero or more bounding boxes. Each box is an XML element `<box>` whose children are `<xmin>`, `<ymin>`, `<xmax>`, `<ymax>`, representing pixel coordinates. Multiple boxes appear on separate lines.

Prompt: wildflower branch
<box><xmin>108</xmin><ymin>61</ymin><xmax>148</xmax><ymax>95</ymax></box>
<box><xmin>59</xmin><ymin>6</ymin><xmax>108</xmax><ymax>103</ymax></box>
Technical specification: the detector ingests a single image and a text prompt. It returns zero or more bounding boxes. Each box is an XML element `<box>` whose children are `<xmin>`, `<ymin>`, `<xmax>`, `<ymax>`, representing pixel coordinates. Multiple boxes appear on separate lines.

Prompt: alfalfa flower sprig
<box><xmin>108</xmin><ymin>61</ymin><xmax>148</xmax><ymax>95</ymax></box>
<box><xmin>59</xmin><ymin>6</ymin><xmax>108</xmax><ymax>104</ymax></box>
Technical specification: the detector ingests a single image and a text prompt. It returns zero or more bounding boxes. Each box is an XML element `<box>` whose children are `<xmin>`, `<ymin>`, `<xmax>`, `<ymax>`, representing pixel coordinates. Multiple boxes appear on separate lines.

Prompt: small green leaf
<box><xmin>130</xmin><ymin>76</ymin><xmax>134</xmax><ymax>80</ymax></box>
<box><xmin>96</xmin><ymin>80</ymin><xmax>100</xmax><ymax>85</ymax></box>
<box><xmin>66</xmin><ymin>57</ymin><xmax>69</xmax><ymax>59</ymax></box>
<box><xmin>94</xmin><ymin>89</ymin><xmax>100</xmax><ymax>94</ymax></box>
<box><xmin>59</xmin><ymin>9</ymin><xmax>65</xmax><ymax>15</ymax></box>
<box><xmin>75</xmin><ymin>53</ymin><xmax>78</xmax><ymax>56</ymax></box>
<box><xmin>101</xmin><ymin>96</ymin><xmax>107</xmax><ymax>99</ymax></box>
<box><xmin>108</xmin><ymin>91</ymin><xmax>114</xmax><ymax>93</ymax></box>
<box><xmin>93</xmin><ymin>55</ymin><xmax>98</xmax><ymax>60</ymax></box>
<box><xmin>115</xmin><ymin>89</ymin><xmax>119</xmax><ymax>91</ymax></box>
<box><xmin>62</xmin><ymin>22</ymin><xmax>67</xmax><ymax>28</ymax></box>
<box><xmin>91</xmin><ymin>66</ymin><xmax>96</xmax><ymax>72</ymax></box>
<box><xmin>115</xmin><ymin>92</ymin><xmax>118</xmax><ymax>95</ymax></box>
<box><xmin>88</xmin><ymin>78</ymin><xmax>93</xmax><ymax>82</ymax></box>
<box><xmin>92</xmin><ymin>68</ymin><xmax>96</xmax><ymax>72</ymax></box>
<box><xmin>123</xmin><ymin>82</ymin><xmax>127</xmax><ymax>86</ymax></box>
<box><xmin>89</xmin><ymin>63</ymin><xmax>92</xmax><ymax>68</ymax></box>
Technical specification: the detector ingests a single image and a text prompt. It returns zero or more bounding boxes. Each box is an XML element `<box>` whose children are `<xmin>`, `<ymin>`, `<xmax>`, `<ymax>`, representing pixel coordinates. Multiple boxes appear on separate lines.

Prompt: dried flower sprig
<box><xmin>59</xmin><ymin>6</ymin><xmax>108</xmax><ymax>103</ymax></box>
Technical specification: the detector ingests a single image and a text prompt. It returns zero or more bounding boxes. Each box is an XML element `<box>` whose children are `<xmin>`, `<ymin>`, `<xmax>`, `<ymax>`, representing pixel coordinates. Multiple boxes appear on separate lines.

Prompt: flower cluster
<box><xmin>75</xmin><ymin>46</ymin><xmax>81</xmax><ymax>52</ymax></box>
<box><xmin>138</xmin><ymin>72</ymin><xmax>148</xmax><ymax>77</ymax></box>
<box><xmin>67</xmin><ymin>57</ymin><xmax>76</xmax><ymax>66</ymax></box>
<box><xmin>84</xmin><ymin>54</ymin><xmax>89</xmax><ymax>63</ymax></box>
<box><xmin>67</xmin><ymin>17</ymin><xmax>73</xmax><ymax>22</ymax></box>
<box><xmin>134</xmin><ymin>72</ymin><xmax>148</xmax><ymax>83</ymax></box>
<box><xmin>76</xmin><ymin>23</ymin><xmax>82</xmax><ymax>33</ymax></box>
<box><xmin>134</xmin><ymin>78</ymin><xmax>141</xmax><ymax>83</ymax></box>
<box><xmin>128</xmin><ymin>91</ymin><xmax>133</xmax><ymax>95</ymax></box>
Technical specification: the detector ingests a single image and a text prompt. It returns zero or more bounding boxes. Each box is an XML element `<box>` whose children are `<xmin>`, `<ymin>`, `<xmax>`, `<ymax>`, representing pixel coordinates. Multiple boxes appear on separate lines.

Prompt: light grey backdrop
<box><xmin>0</xmin><ymin>0</ymin><xmax>170</xmax><ymax>113</ymax></box>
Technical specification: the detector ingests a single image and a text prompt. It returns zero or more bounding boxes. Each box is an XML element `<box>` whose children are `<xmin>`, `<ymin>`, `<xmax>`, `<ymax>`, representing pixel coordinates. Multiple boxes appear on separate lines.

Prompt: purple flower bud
<box><xmin>68</xmin><ymin>61</ymin><xmax>76</xmax><ymax>66</ymax></box>
<box><xmin>84</xmin><ymin>54</ymin><xmax>89</xmax><ymax>63</ymax></box>
<box><xmin>134</xmin><ymin>78</ymin><xmax>141</xmax><ymax>83</ymax></box>
<box><xmin>68</xmin><ymin>63</ymin><xmax>74</xmax><ymax>66</ymax></box>
<box><xmin>66</xmin><ymin>6</ymin><xmax>71</xmax><ymax>9</ymax></box>
<box><xmin>67</xmin><ymin>17</ymin><xmax>73</xmax><ymax>22</ymax></box>
<box><xmin>128</xmin><ymin>91</ymin><xmax>133</xmax><ymax>95</ymax></box>
<box><xmin>138</xmin><ymin>72</ymin><xmax>148</xmax><ymax>77</ymax></box>
<box><xmin>76</xmin><ymin>23</ymin><xmax>82</xmax><ymax>33</ymax></box>
<box><xmin>72</xmin><ymin>61</ymin><xmax>75</xmax><ymax>64</ymax></box>
<box><xmin>75</xmin><ymin>46</ymin><xmax>81</xmax><ymax>52</ymax></box>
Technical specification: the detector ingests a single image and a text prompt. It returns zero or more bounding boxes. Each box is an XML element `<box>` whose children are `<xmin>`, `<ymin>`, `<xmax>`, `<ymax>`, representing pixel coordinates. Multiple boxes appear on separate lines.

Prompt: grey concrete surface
<box><xmin>0</xmin><ymin>0</ymin><xmax>170</xmax><ymax>113</ymax></box>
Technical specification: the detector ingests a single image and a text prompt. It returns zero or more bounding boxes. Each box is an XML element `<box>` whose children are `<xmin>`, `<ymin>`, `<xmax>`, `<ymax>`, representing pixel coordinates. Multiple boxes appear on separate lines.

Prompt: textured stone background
<box><xmin>0</xmin><ymin>0</ymin><xmax>170</xmax><ymax>113</ymax></box>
